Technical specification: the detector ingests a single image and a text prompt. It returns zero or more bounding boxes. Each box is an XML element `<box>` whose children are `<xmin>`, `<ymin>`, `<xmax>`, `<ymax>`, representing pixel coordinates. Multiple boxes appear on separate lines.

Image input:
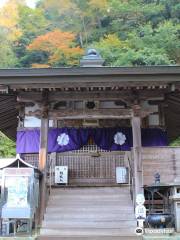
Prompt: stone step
<box><xmin>44</xmin><ymin>213</ymin><xmax>136</xmax><ymax>221</ymax></box>
<box><xmin>47</xmin><ymin>200</ymin><xmax>132</xmax><ymax>207</ymax></box>
<box><xmin>42</xmin><ymin>220</ymin><xmax>137</xmax><ymax>228</ymax></box>
<box><xmin>41</xmin><ymin>187</ymin><xmax>136</xmax><ymax>239</ymax></box>
<box><xmin>46</xmin><ymin>206</ymin><xmax>134</xmax><ymax>214</ymax></box>
<box><xmin>47</xmin><ymin>201</ymin><xmax>132</xmax><ymax>207</ymax></box>
<box><xmin>40</xmin><ymin>228</ymin><xmax>138</xmax><ymax>237</ymax></box>
<box><xmin>49</xmin><ymin>194</ymin><xmax>131</xmax><ymax>200</ymax></box>
<box><xmin>51</xmin><ymin>187</ymin><xmax>130</xmax><ymax>195</ymax></box>
<box><xmin>38</xmin><ymin>236</ymin><xmax>142</xmax><ymax>240</ymax></box>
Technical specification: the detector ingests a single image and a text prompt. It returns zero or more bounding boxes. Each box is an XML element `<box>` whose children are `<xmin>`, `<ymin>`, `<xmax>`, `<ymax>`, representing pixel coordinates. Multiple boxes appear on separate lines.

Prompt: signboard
<box><xmin>1</xmin><ymin>167</ymin><xmax>39</xmax><ymax>220</ymax></box>
<box><xmin>55</xmin><ymin>166</ymin><xmax>68</xmax><ymax>184</ymax></box>
<box><xmin>4</xmin><ymin>168</ymin><xmax>33</xmax><ymax>176</ymax></box>
<box><xmin>116</xmin><ymin>167</ymin><xmax>128</xmax><ymax>184</ymax></box>
<box><xmin>3</xmin><ymin>168</ymin><xmax>33</xmax><ymax>176</ymax></box>
<box><xmin>5</xmin><ymin>176</ymin><xmax>29</xmax><ymax>208</ymax></box>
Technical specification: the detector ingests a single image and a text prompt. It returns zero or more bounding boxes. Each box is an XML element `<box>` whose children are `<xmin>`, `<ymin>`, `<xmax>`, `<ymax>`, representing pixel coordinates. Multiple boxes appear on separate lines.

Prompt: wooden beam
<box><xmin>17</xmin><ymin>89</ymin><xmax>166</xmax><ymax>103</ymax></box>
<box><xmin>27</xmin><ymin>108</ymin><xmax>133</xmax><ymax>120</ymax></box>
<box><xmin>27</xmin><ymin>107</ymin><xmax>154</xmax><ymax>119</ymax></box>
<box><xmin>10</xmin><ymin>77</ymin><xmax>172</xmax><ymax>90</ymax></box>
<box><xmin>55</xmin><ymin>89</ymin><xmax>165</xmax><ymax>101</ymax></box>
<box><xmin>49</xmin><ymin>110</ymin><xmax>132</xmax><ymax>120</ymax></box>
<box><xmin>39</xmin><ymin>118</ymin><xmax>48</xmax><ymax>171</ymax></box>
<box><xmin>38</xmin><ymin>90</ymin><xmax>49</xmax><ymax>225</ymax></box>
<box><xmin>131</xmin><ymin>114</ymin><xmax>143</xmax><ymax>196</ymax></box>
<box><xmin>38</xmin><ymin>117</ymin><xmax>49</xmax><ymax>225</ymax></box>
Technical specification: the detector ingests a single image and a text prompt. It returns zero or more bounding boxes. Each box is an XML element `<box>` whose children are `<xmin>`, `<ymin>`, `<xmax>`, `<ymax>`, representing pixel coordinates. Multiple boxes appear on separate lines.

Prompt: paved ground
<box><xmin>0</xmin><ymin>237</ymin><xmax>36</xmax><ymax>240</ymax></box>
<box><xmin>0</xmin><ymin>233</ymin><xmax>180</xmax><ymax>240</ymax></box>
<box><xmin>143</xmin><ymin>234</ymin><xmax>180</xmax><ymax>240</ymax></box>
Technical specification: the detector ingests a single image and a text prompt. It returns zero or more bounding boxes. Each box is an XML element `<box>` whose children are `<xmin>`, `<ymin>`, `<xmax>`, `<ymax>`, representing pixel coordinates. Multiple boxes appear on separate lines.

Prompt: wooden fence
<box><xmin>22</xmin><ymin>146</ymin><xmax>180</xmax><ymax>186</ymax></box>
<box><xmin>142</xmin><ymin>147</ymin><xmax>180</xmax><ymax>185</ymax></box>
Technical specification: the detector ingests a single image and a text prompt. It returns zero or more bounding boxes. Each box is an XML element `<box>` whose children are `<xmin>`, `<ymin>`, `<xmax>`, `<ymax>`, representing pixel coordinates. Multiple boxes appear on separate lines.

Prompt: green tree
<box><xmin>93</xmin><ymin>19</ymin><xmax>179</xmax><ymax>66</ymax></box>
<box><xmin>0</xmin><ymin>132</ymin><xmax>16</xmax><ymax>157</ymax></box>
<box><xmin>170</xmin><ymin>137</ymin><xmax>180</xmax><ymax>147</ymax></box>
<box><xmin>38</xmin><ymin>0</ymin><xmax>110</xmax><ymax>47</ymax></box>
<box><xmin>16</xmin><ymin>5</ymin><xmax>50</xmax><ymax>67</ymax></box>
<box><xmin>0</xmin><ymin>28</ymin><xmax>17</xmax><ymax>68</ymax></box>
<box><xmin>0</xmin><ymin>0</ymin><xmax>180</xmax><ymax>67</ymax></box>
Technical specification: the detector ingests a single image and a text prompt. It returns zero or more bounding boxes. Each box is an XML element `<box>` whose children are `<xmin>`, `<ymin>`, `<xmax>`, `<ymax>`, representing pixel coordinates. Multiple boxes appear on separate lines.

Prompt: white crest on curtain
<box><xmin>57</xmin><ymin>133</ymin><xmax>70</xmax><ymax>146</ymax></box>
<box><xmin>114</xmin><ymin>132</ymin><xmax>126</xmax><ymax>145</ymax></box>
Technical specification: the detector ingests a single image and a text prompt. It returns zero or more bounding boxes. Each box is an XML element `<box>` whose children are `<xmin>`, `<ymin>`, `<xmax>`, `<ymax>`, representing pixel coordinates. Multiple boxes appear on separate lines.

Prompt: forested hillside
<box><xmin>0</xmin><ymin>0</ymin><xmax>179</xmax><ymax>67</ymax></box>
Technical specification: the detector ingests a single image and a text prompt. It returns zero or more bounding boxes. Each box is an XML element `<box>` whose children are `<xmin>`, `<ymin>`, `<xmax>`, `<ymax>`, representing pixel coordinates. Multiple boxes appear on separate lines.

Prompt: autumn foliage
<box><xmin>0</xmin><ymin>0</ymin><xmax>179</xmax><ymax>68</ymax></box>
<box><xmin>27</xmin><ymin>29</ymin><xmax>84</xmax><ymax>67</ymax></box>
<box><xmin>0</xmin><ymin>0</ymin><xmax>22</xmax><ymax>40</ymax></box>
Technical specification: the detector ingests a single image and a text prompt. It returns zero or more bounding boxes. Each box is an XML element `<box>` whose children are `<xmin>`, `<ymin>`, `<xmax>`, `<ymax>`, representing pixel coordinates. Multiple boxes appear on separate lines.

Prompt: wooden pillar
<box><xmin>131</xmin><ymin>115</ymin><xmax>143</xmax><ymax>196</ymax></box>
<box><xmin>38</xmin><ymin>117</ymin><xmax>49</xmax><ymax>224</ymax></box>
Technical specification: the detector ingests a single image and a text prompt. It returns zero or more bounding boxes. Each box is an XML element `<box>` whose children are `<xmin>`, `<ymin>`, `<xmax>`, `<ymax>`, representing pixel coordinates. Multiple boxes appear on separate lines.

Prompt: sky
<box><xmin>0</xmin><ymin>0</ymin><xmax>38</xmax><ymax>8</ymax></box>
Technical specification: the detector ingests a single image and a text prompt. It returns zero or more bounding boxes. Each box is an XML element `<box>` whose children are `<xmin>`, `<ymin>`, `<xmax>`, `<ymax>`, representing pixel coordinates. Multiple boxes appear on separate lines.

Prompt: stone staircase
<box><xmin>38</xmin><ymin>187</ymin><xmax>141</xmax><ymax>240</ymax></box>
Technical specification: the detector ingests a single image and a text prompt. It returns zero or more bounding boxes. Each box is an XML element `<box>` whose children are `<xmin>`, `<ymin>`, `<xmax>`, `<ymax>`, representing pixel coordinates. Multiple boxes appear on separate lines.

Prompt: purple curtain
<box><xmin>16</xmin><ymin>127</ymin><xmax>168</xmax><ymax>154</ymax></box>
<box><xmin>92</xmin><ymin>128</ymin><xmax>133</xmax><ymax>151</ymax></box>
<box><xmin>48</xmin><ymin>128</ymin><xmax>89</xmax><ymax>152</ymax></box>
<box><xmin>16</xmin><ymin>129</ymin><xmax>40</xmax><ymax>153</ymax></box>
<box><xmin>141</xmin><ymin>128</ymin><xmax>168</xmax><ymax>146</ymax></box>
